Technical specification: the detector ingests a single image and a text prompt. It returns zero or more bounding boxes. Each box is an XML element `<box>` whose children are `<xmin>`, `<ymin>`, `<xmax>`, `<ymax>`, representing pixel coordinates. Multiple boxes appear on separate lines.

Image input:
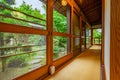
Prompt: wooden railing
<box><xmin>0</xmin><ymin>45</ymin><xmax>45</xmax><ymax>72</ymax></box>
<box><xmin>93</xmin><ymin>38</ymin><xmax>102</xmax><ymax>45</ymax></box>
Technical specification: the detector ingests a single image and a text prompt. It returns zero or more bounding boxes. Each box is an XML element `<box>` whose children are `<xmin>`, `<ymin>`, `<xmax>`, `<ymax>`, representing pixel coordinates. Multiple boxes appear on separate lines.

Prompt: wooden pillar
<box><xmin>80</xmin><ymin>16</ymin><xmax>82</xmax><ymax>52</ymax></box>
<box><xmin>84</xmin><ymin>23</ymin><xmax>86</xmax><ymax>49</ymax></box>
<box><xmin>110</xmin><ymin>0</ymin><xmax>120</xmax><ymax>79</ymax></box>
<box><xmin>67</xmin><ymin>5</ymin><xmax>71</xmax><ymax>53</ymax></box>
<box><xmin>91</xmin><ymin>28</ymin><xmax>93</xmax><ymax>45</ymax></box>
<box><xmin>47</xmin><ymin>0</ymin><xmax>53</xmax><ymax>66</ymax></box>
<box><xmin>71</xmin><ymin>6</ymin><xmax>73</xmax><ymax>56</ymax></box>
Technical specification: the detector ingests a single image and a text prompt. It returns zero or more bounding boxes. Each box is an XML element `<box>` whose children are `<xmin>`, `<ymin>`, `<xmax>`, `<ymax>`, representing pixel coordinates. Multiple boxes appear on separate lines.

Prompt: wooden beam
<box><xmin>85</xmin><ymin>10</ymin><xmax>101</xmax><ymax>17</ymax></box>
<box><xmin>83</xmin><ymin>1</ymin><xmax>102</xmax><ymax>11</ymax></box>
<box><xmin>91</xmin><ymin>24</ymin><xmax>102</xmax><ymax>29</ymax></box>
<box><xmin>47</xmin><ymin>0</ymin><xmax>53</xmax><ymax>66</ymax></box>
<box><xmin>74</xmin><ymin>0</ymin><xmax>91</xmax><ymax>25</ymax></box>
<box><xmin>85</xmin><ymin>5</ymin><xmax>102</xmax><ymax>14</ymax></box>
<box><xmin>80</xmin><ymin>16</ymin><xmax>82</xmax><ymax>52</ymax></box>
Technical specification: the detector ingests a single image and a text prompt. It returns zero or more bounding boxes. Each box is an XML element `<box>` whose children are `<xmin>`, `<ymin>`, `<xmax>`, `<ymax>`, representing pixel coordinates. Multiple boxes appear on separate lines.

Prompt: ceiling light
<box><xmin>61</xmin><ymin>0</ymin><xmax>67</xmax><ymax>6</ymax></box>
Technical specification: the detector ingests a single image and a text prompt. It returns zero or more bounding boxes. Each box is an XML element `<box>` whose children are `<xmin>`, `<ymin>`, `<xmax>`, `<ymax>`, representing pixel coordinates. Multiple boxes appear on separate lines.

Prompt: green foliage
<box><xmin>13</xmin><ymin>1</ymin><xmax>46</xmax><ymax>26</ymax></box>
<box><xmin>0</xmin><ymin>0</ymin><xmax>46</xmax><ymax>28</ymax></box>
<box><xmin>53</xmin><ymin>36</ymin><xmax>67</xmax><ymax>59</ymax></box>
<box><xmin>54</xmin><ymin>45</ymin><xmax>60</xmax><ymax>53</ymax></box>
<box><xmin>8</xmin><ymin>55</ymin><xmax>28</xmax><ymax>67</ymax></box>
<box><xmin>53</xmin><ymin>10</ymin><xmax>68</xmax><ymax>59</ymax></box>
<box><xmin>28</xmin><ymin>35</ymin><xmax>42</xmax><ymax>45</ymax></box>
<box><xmin>53</xmin><ymin>10</ymin><xmax>67</xmax><ymax>33</ymax></box>
<box><xmin>0</xmin><ymin>0</ymin><xmax>68</xmax><ymax>60</ymax></box>
<box><xmin>0</xmin><ymin>0</ymin><xmax>11</xmax><ymax>8</ymax></box>
<box><xmin>93</xmin><ymin>29</ymin><xmax>102</xmax><ymax>38</ymax></box>
<box><xmin>5</xmin><ymin>0</ymin><xmax>15</xmax><ymax>5</ymax></box>
<box><xmin>14</xmin><ymin>2</ymin><xmax>44</xmax><ymax>19</ymax></box>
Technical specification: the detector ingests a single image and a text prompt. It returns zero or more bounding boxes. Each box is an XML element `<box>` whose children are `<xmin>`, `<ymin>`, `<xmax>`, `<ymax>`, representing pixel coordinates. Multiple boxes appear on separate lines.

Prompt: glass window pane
<box><xmin>0</xmin><ymin>0</ymin><xmax>46</xmax><ymax>29</ymax></box>
<box><xmin>81</xmin><ymin>22</ymin><xmax>86</xmax><ymax>51</ymax></box>
<box><xmin>53</xmin><ymin>1</ymin><xmax>71</xmax><ymax>33</ymax></box>
<box><xmin>53</xmin><ymin>10</ymin><xmax>67</xmax><ymax>33</ymax></box>
<box><xmin>86</xmin><ymin>28</ymin><xmax>91</xmax><ymax>48</ymax></box>
<box><xmin>53</xmin><ymin>36</ymin><xmax>69</xmax><ymax>60</ymax></box>
<box><xmin>73</xmin><ymin>38</ymin><xmax>80</xmax><ymax>50</ymax></box>
<box><xmin>73</xmin><ymin>13</ymin><xmax>80</xmax><ymax>35</ymax></box>
<box><xmin>0</xmin><ymin>32</ymin><xmax>46</xmax><ymax>80</ymax></box>
<box><xmin>86</xmin><ymin>37</ymin><xmax>91</xmax><ymax>48</ymax></box>
<box><xmin>93</xmin><ymin>29</ymin><xmax>102</xmax><ymax>44</ymax></box>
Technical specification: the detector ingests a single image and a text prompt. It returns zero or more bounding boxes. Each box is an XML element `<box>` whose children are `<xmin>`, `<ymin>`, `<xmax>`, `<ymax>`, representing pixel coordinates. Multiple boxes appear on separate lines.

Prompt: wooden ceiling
<box><xmin>75</xmin><ymin>0</ymin><xmax>102</xmax><ymax>26</ymax></box>
<box><xmin>54</xmin><ymin>0</ymin><xmax>67</xmax><ymax>16</ymax></box>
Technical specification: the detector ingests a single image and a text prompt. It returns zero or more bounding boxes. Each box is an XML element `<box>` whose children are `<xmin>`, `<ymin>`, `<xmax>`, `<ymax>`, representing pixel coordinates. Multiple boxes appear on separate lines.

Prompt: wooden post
<box><xmin>67</xmin><ymin>5</ymin><xmax>71</xmax><ymax>54</ymax></box>
<box><xmin>91</xmin><ymin>28</ymin><xmax>93</xmax><ymax>45</ymax></box>
<box><xmin>110</xmin><ymin>0</ymin><xmax>120</xmax><ymax>79</ymax></box>
<box><xmin>80</xmin><ymin>16</ymin><xmax>82</xmax><ymax>52</ymax></box>
<box><xmin>47</xmin><ymin>0</ymin><xmax>53</xmax><ymax>66</ymax></box>
<box><xmin>84</xmin><ymin>23</ymin><xmax>86</xmax><ymax>49</ymax></box>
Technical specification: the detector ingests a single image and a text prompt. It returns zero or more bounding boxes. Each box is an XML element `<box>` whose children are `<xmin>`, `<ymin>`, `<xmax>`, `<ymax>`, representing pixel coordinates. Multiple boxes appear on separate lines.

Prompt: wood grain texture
<box><xmin>47</xmin><ymin>0</ymin><xmax>53</xmax><ymax>66</ymax></box>
<box><xmin>110</xmin><ymin>0</ymin><xmax>120</xmax><ymax>80</ymax></box>
<box><xmin>102</xmin><ymin>65</ymin><xmax>106</xmax><ymax>80</ymax></box>
<box><xmin>74</xmin><ymin>0</ymin><xmax>102</xmax><ymax>25</ymax></box>
<box><xmin>102</xmin><ymin>0</ymin><xmax>105</xmax><ymax>79</ymax></box>
<box><xmin>0</xmin><ymin>22</ymin><xmax>48</xmax><ymax>35</ymax></box>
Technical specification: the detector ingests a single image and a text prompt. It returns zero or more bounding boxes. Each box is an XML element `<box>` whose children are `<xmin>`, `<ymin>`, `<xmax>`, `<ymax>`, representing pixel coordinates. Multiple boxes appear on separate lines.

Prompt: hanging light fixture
<box><xmin>61</xmin><ymin>0</ymin><xmax>67</xmax><ymax>6</ymax></box>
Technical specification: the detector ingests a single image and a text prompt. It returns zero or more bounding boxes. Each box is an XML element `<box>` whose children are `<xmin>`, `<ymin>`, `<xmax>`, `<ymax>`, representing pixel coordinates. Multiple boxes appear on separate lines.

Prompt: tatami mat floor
<box><xmin>45</xmin><ymin>45</ymin><xmax>101</xmax><ymax>80</ymax></box>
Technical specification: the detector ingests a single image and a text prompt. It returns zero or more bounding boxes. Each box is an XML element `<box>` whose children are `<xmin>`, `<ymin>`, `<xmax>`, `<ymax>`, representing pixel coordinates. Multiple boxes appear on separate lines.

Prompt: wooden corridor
<box><xmin>45</xmin><ymin>46</ymin><xmax>101</xmax><ymax>80</ymax></box>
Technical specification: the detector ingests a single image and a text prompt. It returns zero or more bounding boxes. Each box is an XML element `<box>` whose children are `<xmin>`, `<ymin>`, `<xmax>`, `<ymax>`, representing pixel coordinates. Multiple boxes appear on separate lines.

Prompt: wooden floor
<box><xmin>45</xmin><ymin>45</ymin><xmax>101</xmax><ymax>80</ymax></box>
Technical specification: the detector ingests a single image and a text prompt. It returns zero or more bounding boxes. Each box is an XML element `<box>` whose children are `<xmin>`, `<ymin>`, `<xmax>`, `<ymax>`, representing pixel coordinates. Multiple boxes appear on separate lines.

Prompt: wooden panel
<box><xmin>74</xmin><ymin>0</ymin><xmax>102</xmax><ymax>25</ymax></box>
<box><xmin>80</xmin><ymin>16</ymin><xmax>82</xmax><ymax>52</ymax></box>
<box><xmin>53</xmin><ymin>53</ymin><xmax>73</xmax><ymax>67</ymax></box>
<box><xmin>83</xmin><ymin>1</ymin><xmax>101</xmax><ymax>10</ymax></box>
<box><xmin>102</xmin><ymin>65</ymin><xmax>106</xmax><ymax>80</ymax></box>
<box><xmin>102</xmin><ymin>0</ymin><xmax>105</xmax><ymax>66</ymax></box>
<box><xmin>110</xmin><ymin>0</ymin><xmax>120</xmax><ymax>80</ymax></box>
<box><xmin>14</xmin><ymin>65</ymin><xmax>49</xmax><ymax>80</ymax></box>
<box><xmin>101</xmin><ymin>0</ymin><xmax>105</xmax><ymax>79</ymax></box>
<box><xmin>91</xmin><ymin>28</ymin><xmax>93</xmax><ymax>45</ymax></box>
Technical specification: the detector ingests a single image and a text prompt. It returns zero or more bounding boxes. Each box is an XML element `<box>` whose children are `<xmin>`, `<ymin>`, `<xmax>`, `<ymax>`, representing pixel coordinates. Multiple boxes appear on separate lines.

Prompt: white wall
<box><xmin>104</xmin><ymin>0</ymin><xmax>110</xmax><ymax>80</ymax></box>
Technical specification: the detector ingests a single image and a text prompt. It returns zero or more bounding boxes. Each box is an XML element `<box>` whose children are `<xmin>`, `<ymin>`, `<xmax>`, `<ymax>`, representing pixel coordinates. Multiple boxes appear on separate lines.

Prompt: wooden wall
<box><xmin>110</xmin><ymin>0</ymin><xmax>120</xmax><ymax>80</ymax></box>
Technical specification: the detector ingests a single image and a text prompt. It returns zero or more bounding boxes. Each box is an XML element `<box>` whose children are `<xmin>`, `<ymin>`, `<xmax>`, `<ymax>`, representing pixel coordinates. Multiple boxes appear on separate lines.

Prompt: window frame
<box><xmin>72</xmin><ymin>10</ymin><xmax>81</xmax><ymax>56</ymax></box>
<box><xmin>52</xmin><ymin>2</ymin><xmax>73</xmax><ymax>68</ymax></box>
<box><xmin>0</xmin><ymin>0</ymin><xmax>73</xmax><ymax>79</ymax></box>
<box><xmin>0</xmin><ymin>0</ymin><xmax>49</xmax><ymax>79</ymax></box>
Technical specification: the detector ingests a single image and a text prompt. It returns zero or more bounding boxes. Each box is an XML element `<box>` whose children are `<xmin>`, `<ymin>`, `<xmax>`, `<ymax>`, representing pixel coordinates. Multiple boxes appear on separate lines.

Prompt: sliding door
<box><xmin>72</xmin><ymin>11</ymin><xmax>81</xmax><ymax>56</ymax></box>
<box><xmin>53</xmin><ymin>1</ymin><xmax>72</xmax><ymax>67</ymax></box>
<box><xmin>81</xmin><ymin>21</ymin><xmax>86</xmax><ymax>51</ymax></box>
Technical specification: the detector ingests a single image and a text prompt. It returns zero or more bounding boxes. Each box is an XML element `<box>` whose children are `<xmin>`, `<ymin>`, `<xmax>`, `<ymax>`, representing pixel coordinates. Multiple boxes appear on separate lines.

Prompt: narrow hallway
<box><xmin>45</xmin><ymin>45</ymin><xmax>101</xmax><ymax>80</ymax></box>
